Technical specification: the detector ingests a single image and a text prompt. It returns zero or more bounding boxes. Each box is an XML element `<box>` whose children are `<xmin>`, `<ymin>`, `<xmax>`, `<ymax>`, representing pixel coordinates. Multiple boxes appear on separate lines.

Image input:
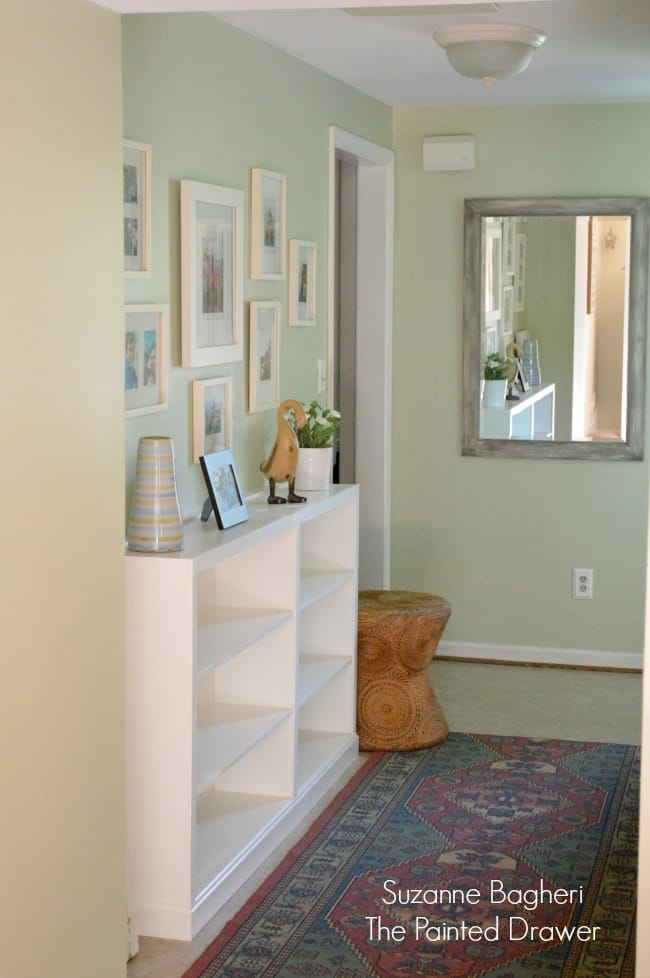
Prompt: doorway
<box><xmin>572</xmin><ymin>215</ymin><xmax>631</xmax><ymax>441</ymax></box>
<box><xmin>327</xmin><ymin>127</ymin><xmax>394</xmax><ymax>590</ymax></box>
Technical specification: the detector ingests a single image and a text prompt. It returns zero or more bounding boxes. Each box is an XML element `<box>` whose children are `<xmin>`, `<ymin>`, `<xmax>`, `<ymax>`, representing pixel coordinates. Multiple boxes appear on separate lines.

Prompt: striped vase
<box><xmin>126</xmin><ymin>436</ymin><xmax>183</xmax><ymax>552</ymax></box>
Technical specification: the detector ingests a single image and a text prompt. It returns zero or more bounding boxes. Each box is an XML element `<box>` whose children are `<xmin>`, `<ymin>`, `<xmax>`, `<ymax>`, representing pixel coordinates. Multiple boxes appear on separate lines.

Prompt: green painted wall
<box><xmin>122</xmin><ymin>13</ymin><xmax>392</xmax><ymax>516</ymax></box>
<box><xmin>392</xmin><ymin>104</ymin><xmax>650</xmax><ymax>656</ymax></box>
<box><xmin>123</xmin><ymin>17</ymin><xmax>649</xmax><ymax>658</ymax></box>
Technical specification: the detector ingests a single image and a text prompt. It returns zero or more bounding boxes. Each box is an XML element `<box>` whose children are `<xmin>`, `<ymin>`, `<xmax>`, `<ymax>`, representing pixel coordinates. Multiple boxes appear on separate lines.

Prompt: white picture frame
<box><xmin>484</xmin><ymin>224</ymin><xmax>502</xmax><ymax>324</ymax></box>
<box><xmin>192</xmin><ymin>376</ymin><xmax>233</xmax><ymax>463</ymax></box>
<box><xmin>181</xmin><ymin>180</ymin><xmax>243</xmax><ymax>367</ymax></box>
<box><xmin>249</xmin><ymin>301</ymin><xmax>281</xmax><ymax>413</ymax></box>
<box><xmin>124</xmin><ymin>304</ymin><xmax>168</xmax><ymax>416</ymax></box>
<box><xmin>515</xmin><ymin>232</ymin><xmax>527</xmax><ymax>310</ymax></box>
<box><xmin>484</xmin><ymin>324</ymin><xmax>498</xmax><ymax>357</ymax></box>
<box><xmin>250</xmin><ymin>169</ymin><xmax>286</xmax><ymax>280</ymax></box>
<box><xmin>502</xmin><ymin>217</ymin><xmax>516</xmax><ymax>277</ymax></box>
<box><xmin>502</xmin><ymin>284</ymin><xmax>515</xmax><ymax>349</ymax></box>
<box><xmin>288</xmin><ymin>239</ymin><xmax>317</xmax><ymax>326</ymax></box>
<box><xmin>123</xmin><ymin>140</ymin><xmax>151</xmax><ymax>278</ymax></box>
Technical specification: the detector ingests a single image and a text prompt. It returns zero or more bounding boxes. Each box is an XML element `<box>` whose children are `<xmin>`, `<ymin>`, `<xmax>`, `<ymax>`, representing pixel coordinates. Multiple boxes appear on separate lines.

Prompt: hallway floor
<box><xmin>433</xmin><ymin>658</ymin><xmax>642</xmax><ymax>745</ymax></box>
<box><xmin>127</xmin><ymin>661</ymin><xmax>642</xmax><ymax>978</ymax></box>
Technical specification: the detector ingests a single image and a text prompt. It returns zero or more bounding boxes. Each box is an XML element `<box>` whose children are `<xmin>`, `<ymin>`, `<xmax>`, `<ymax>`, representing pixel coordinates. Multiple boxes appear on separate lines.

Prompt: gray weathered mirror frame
<box><xmin>462</xmin><ymin>196</ymin><xmax>649</xmax><ymax>460</ymax></box>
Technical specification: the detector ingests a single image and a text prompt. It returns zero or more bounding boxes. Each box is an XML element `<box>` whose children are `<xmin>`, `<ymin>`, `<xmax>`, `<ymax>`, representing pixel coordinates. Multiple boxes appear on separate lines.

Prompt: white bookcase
<box><xmin>125</xmin><ymin>485</ymin><xmax>359</xmax><ymax>941</ymax></box>
<box><xmin>480</xmin><ymin>382</ymin><xmax>555</xmax><ymax>440</ymax></box>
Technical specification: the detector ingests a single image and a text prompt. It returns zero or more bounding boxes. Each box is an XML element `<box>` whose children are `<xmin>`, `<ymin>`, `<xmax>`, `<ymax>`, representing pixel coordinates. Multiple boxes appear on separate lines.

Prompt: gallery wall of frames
<box><xmin>123</xmin><ymin>142</ymin><xmax>318</xmax><ymax>515</ymax></box>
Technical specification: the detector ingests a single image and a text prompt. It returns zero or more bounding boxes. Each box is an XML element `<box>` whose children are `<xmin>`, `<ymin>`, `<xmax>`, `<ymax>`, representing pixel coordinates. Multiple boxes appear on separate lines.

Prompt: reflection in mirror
<box><xmin>462</xmin><ymin>197</ymin><xmax>649</xmax><ymax>460</ymax></box>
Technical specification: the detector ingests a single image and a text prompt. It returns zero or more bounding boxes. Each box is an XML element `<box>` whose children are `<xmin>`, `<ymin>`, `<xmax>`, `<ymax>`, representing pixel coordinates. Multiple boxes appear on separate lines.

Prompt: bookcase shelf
<box><xmin>480</xmin><ymin>382</ymin><xmax>555</xmax><ymax>440</ymax></box>
<box><xmin>126</xmin><ymin>485</ymin><xmax>359</xmax><ymax>940</ymax></box>
<box><xmin>196</xmin><ymin>607</ymin><xmax>293</xmax><ymax>674</ymax></box>
<box><xmin>298</xmin><ymin>653</ymin><xmax>351</xmax><ymax>706</ymax></box>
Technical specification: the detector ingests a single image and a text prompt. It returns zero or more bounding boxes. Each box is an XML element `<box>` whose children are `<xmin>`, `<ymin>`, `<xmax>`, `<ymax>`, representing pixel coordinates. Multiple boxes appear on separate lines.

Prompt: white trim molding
<box><xmin>438</xmin><ymin>640</ymin><xmax>642</xmax><ymax>672</ymax></box>
<box><xmin>327</xmin><ymin>126</ymin><xmax>394</xmax><ymax>589</ymax></box>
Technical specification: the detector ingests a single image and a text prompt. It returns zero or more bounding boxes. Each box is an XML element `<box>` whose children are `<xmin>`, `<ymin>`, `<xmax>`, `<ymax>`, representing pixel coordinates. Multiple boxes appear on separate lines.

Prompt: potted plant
<box><xmin>483</xmin><ymin>353</ymin><xmax>515</xmax><ymax>407</ymax></box>
<box><xmin>291</xmin><ymin>400</ymin><xmax>341</xmax><ymax>491</ymax></box>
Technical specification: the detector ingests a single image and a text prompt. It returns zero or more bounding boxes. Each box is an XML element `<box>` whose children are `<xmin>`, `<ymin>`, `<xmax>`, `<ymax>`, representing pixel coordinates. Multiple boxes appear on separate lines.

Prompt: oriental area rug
<box><xmin>184</xmin><ymin>734</ymin><xmax>639</xmax><ymax>978</ymax></box>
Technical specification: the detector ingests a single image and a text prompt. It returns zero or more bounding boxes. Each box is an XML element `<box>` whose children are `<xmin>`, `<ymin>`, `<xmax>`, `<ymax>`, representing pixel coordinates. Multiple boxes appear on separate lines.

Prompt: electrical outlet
<box><xmin>573</xmin><ymin>568</ymin><xmax>594</xmax><ymax>600</ymax></box>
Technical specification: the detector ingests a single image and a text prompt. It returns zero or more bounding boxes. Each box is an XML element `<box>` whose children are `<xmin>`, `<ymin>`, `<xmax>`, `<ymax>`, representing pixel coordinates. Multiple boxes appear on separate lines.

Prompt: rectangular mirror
<box><xmin>462</xmin><ymin>197</ymin><xmax>649</xmax><ymax>460</ymax></box>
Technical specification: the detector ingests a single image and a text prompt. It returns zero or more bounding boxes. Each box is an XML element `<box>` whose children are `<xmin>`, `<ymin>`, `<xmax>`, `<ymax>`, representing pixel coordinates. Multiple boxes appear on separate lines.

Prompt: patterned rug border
<box><xmin>182</xmin><ymin>734</ymin><xmax>638</xmax><ymax>978</ymax></box>
<box><xmin>182</xmin><ymin>751</ymin><xmax>384</xmax><ymax>978</ymax></box>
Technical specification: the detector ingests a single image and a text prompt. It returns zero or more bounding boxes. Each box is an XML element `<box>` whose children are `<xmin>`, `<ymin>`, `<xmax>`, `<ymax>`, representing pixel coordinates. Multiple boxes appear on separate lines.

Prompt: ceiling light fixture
<box><xmin>433</xmin><ymin>23</ymin><xmax>546</xmax><ymax>85</ymax></box>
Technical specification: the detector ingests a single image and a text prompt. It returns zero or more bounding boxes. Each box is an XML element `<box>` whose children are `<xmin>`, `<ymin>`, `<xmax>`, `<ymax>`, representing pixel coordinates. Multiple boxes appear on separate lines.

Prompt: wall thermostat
<box><xmin>423</xmin><ymin>135</ymin><xmax>476</xmax><ymax>171</ymax></box>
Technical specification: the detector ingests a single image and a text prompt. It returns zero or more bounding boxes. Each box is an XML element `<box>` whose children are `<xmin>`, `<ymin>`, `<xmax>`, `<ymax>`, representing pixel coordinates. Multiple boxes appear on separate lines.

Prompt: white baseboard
<box><xmin>437</xmin><ymin>640</ymin><xmax>642</xmax><ymax>672</ymax></box>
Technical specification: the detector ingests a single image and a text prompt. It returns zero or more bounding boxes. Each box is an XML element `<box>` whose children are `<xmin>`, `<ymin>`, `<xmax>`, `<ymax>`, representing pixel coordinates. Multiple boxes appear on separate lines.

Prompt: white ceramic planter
<box><xmin>483</xmin><ymin>378</ymin><xmax>508</xmax><ymax>407</ymax></box>
<box><xmin>295</xmin><ymin>446</ymin><xmax>333</xmax><ymax>492</ymax></box>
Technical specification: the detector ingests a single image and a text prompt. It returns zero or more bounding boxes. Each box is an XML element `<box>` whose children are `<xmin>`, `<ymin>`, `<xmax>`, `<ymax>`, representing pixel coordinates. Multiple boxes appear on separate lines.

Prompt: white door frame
<box><xmin>327</xmin><ymin>126</ymin><xmax>394</xmax><ymax>588</ymax></box>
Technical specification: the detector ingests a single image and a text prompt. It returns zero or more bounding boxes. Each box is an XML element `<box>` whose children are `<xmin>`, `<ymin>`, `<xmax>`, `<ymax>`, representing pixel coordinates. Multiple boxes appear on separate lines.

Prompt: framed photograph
<box><xmin>483</xmin><ymin>324</ymin><xmax>498</xmax><ymax>357</ymax></box>
<box><xmin>483</xmin><ymin>224</ymin><xmax>502</xmax><ymax>323</ymax></box>
<box><xmin>502</xmin><ymin>217</ymin><xmax>516</xmax><ymax>276</ymax></box>
<box><xmin>124</xmin><ymin>304</ymin><xmax>168</xmax><ymax>416</ymax></box>
<box><xmin>199</xmin><ymin>449</ymin><xmax>248</xmax><ymax>530</ymax></box>
<box><xmin>502</xmin><ymin>284</ymin><xmax>515</xmax><ymax>343</ymax></box>
<box><xmin>192</xmin><ymin>376</ymin><xmax>232</xmax><ymax>464</ymax></box>
<box><xmin>516</xmin><ymin>359</ymin><xmax>531</xmax><ymax>393</ymax></box>
<box><xmin>249</xmin><ymin>301</ymin><xmax>281</xmax><ymax>413</ymax></box>
<box><xmin>515</xmin><ymin>232</ymin><xmax>527</xmax><ymax>310</ymax></box>
<box><xmin>288</xmin><ymin>239</ymin><xmax>316</xmax><ymax>326</ymax></box>
<box><xmin>181</xmin><ymin>180</ymin><xmax>243</xmax><ymax>367</ymax></box>
<box><xmin>250</xmin><ymin>168</ymin><xmax>286</xmax><ymax>280</ymax></box>
<box><xmin>123</xmin><ymin>140</ymin><xmax>151</xmax><ymax>278</ymax></box>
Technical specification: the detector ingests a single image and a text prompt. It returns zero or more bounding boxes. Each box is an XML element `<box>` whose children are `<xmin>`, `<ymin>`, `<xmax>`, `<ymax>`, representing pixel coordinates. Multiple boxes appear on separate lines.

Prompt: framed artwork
<box><xmin>483</xmin><ymin>224</ymin><xmax>502</xmax><ymax>323</ymax></box>
<box><xmin>192</xmin><ymin>376</ymin><xmax>232</xmax><ymax>463</ymax></box>
<box><xmin>250</xmin><ymin>168</ymin><xmax>286</xmax><ymax>280</ymax></box>
<box><xmin>181</xmin><ymin>180</ymin><xmax>243</xmax><ymax>367</ymax></box>
<box><xmin>502</xmin><ymin>217</ymin><xmax>516</xmax><ymax>276</ymax></box>
<box><xmin>483</xmin><ymin>324</ymin><xmax>498</xmax><ymax>357</ymax></box>
<box><xmin>516</xmin><ymin>359</ymin><xmax>531</xmax><ymax>393</ymax></box>
<box><xmin>502</xmin><ymin>284</ymin><xmax>515</xmax><ymax>345</ymax></box>
<box><xmin>199</xmin><ymin>449</ymin><xmax>248</xmax><ymax>530</ymax></box>
<box><xmin>515</xmin><ymin>232</ymin><xmax>527</xmax><ymax>310</ymax></box>
<box><xmin>249</xmin><ymin>301</ymin><xmax>281</xmax><ymax>413</ymax></box>
<box><xmin>288</xmin><ymin>239</ymin><xmax>316</xmax><ymax>326</ymax></box>
<box><xmin>123</xmin><ymin>140</ymin><xmax>151</xmax><ymax>278</ymax></box>
<box><xmin>124</xmin><ymin>304</ymin><xmax>168</xmax><ymax>416</ymax></box>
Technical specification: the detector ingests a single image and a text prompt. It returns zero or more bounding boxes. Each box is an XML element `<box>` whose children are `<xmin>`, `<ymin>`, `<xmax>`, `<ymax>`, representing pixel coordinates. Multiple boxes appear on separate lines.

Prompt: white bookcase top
<box><xmin>126</xmin><ymin>484</ymin><xmax>359</xmax><ymax>566</ymax></box>
<box><xmin>484</xmin><ymin>382</ymin><xmax>555</xmax><ymax>416</ymax></box>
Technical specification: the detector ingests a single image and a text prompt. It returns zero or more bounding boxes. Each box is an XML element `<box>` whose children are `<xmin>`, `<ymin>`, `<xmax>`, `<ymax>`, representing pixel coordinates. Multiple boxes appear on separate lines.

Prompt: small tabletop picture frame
<box><xmin>123</xmin><ymin>140</ymin><xmax>151</xmax><ymax>278</ymax></box>
<box><xmin>181</xmin><ymin>179</ymin><xmax>244</xmax><ymax>367</ymax></box>
<box><xmin>199</xmin><ymin>449</ymin><xmax>248</xmax><ymax>530</ymax></box>
<box><xmin>250</xmin><ymin>168</ymin><xmax>286</xmax><ymax>280</ymax></box>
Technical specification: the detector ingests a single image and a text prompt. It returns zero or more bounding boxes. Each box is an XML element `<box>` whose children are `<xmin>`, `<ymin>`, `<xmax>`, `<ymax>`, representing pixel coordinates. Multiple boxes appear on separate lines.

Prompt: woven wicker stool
<box><xmin>357</xmin><ymin>590</ymin><xmax>451</xmax><ymax>751</ymax></box>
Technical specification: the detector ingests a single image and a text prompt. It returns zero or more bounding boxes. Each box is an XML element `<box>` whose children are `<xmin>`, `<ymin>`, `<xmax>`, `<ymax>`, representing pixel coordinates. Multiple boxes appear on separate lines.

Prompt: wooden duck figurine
<box><xmin>260</xmin><ymin>398</ymin><xmax>308</xmax><ymax>504</ymax></box>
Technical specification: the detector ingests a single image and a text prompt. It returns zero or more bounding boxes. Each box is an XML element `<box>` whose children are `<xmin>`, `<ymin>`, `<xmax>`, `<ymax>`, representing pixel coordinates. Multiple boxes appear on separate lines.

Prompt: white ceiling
<box><xmin>92</xmin><ymin>0</ymin><xmax>650</xmax><ymax>107</ymax></box>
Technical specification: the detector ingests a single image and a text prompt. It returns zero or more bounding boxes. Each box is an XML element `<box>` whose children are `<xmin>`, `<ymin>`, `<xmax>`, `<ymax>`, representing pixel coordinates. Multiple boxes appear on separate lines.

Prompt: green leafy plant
<box><xmin>292</xmin><ymin>400</ymin><xmax>342</xmax><ymax>448</ymax></box>
<box><xmin>484</xmin><ymin>352</ymin><xmax>515</xmax><ymax>381</ymax></box>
